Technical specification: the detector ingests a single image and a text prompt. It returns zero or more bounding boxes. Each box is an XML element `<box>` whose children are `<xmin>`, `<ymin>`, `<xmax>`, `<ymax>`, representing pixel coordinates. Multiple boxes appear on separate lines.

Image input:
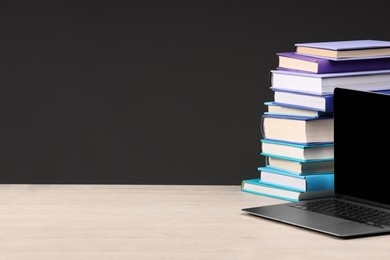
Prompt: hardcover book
<box><xmin>265</xmin><ymin>101</ymin><xmax>333</xmax><ymax>118</ymax></box>
<box><xmin>260</xmin><ymin>139</ymin><xmax>334</xmax><ymax>162</ymax></box>
<box><xmin>295</xmin><ymin>39</ymin><xmax>390</xmax><ymax>60</ymax></box>
<box><xmin>241</xmin><ymin>178</ymin><xmax>334</xmax><ymax>202</ymax></box>
<box><xmin>265</xmin><ymin>156</ymin><xmax>334</xmax><ymax>175</ymax></box>
<box><xmin>261</xmin><ymin>114</ymin><xmax>334</xmax><ymax>144</ymax></box>
<box><xmin>270</xmin><ymin>89</ymin><xmax>334</xmax><ymax>112</ymax></box>
<box><xmin>258</xmin><ymin>166</ymin><xmax>334</xmax><ymax>192</ymax></box>
<box><xmin>277</xmin><ymin>52</ymin><xmax>390</xmax><ymax>74</ymax></box>
<box><xmin>270</xmin><ymin>69</ymin><xmax>390</xmax><ymax>95</ymax></box>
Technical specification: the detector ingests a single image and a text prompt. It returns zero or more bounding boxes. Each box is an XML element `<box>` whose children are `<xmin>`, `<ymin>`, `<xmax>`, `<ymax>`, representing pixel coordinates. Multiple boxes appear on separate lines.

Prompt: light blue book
<box><xmin>258</xmin><ymin>166</ymin><xmax>334</xmax><ymax>192</ymax></box>
<box><xmin>241</xmin><ymin>178</ymin><xmax>334</xmax><ymax>202</ymax></box>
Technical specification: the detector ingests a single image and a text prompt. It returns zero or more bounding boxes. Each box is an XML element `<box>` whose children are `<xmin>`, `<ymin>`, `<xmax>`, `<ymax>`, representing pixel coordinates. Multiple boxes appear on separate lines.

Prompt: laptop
<box><xmin>242</xmin><ymin>87</ymin><xmax>390</xmax><ymax>238</ymax></box>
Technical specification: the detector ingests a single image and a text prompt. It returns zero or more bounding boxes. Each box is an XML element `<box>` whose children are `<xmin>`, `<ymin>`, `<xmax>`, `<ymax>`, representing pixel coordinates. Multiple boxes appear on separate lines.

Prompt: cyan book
<box><xmin>260</xmin><ymin>138</ymin><xmax>334</xmax><ymax>162</ymax></box>
<box><xmin>265</xmin><ymin>156</ymin><xmax>334</xmax><ymax>175</ymax></box>
<box><xmin>258</xmin><ymin>166</ymin><xmax>334</xmax><ymax>192</ymax></box>
<box><xmin>241</xmin><ymin>178</ymin><xmax>334</xmax><ymax>202</ymax></box>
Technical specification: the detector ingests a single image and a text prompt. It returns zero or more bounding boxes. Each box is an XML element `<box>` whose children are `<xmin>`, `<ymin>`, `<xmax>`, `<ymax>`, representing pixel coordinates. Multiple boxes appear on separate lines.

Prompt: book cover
<box><xmin>241</xmin><ymin>178</ymin><xmax>334</xmax><ymax>202</ymax></box>
<box><xmin>277</xmin><ymin>52</ymin><xmax>390</xmax><ymax>74</ymax></box>
<box><xmin>261</xmin><ymin>114</ymin><xmax>334</xmax><ymax>144</ymax></box>
<box><xmin>270</xmin><ymin>89</ymin><xmax>334</xmax><ymax>112</ymax></box>
<box><xmin>270</xmin><ymin>69</ymin><xmax>390</xmax><ymax>95</ymax></box>
<box><xmin>260</xmin><ymin>138</ymin><xmax>334</xmax><ymax>162</ymax></box>
<box><xmin>258</xmin><ymin>166</ymin><xmax>334</xmax><ymax>192</ymax></box>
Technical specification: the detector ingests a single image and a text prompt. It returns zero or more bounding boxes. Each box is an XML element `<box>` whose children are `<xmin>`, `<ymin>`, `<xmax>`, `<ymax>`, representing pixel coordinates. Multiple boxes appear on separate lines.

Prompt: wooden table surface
<box><xmin>0</xmin><ymin>184</ymin><xmax>389</xmax><ymax>260</ymax></box>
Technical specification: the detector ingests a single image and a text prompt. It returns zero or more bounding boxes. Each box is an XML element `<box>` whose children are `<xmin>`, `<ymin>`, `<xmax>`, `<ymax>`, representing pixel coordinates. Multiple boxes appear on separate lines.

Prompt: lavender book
<box><xmin>295</xmin><ymin>39</ymin><xmax>390</xmax><ymax>60</ymax></box>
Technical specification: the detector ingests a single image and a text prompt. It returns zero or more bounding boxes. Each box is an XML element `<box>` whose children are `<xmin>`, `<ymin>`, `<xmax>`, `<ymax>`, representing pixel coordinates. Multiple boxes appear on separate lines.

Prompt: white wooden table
<box><xmin>0</xmin><ymin>184</ymin><xmax>389</xmax><ymax>259</ymax></box>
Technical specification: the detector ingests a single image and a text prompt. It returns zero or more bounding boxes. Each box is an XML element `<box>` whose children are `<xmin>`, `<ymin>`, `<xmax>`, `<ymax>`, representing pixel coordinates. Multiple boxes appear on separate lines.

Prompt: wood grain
<box><xmin>0</xmin><ymin>184</ymin><xmax>389</xmax><ymax>260</ymax></box>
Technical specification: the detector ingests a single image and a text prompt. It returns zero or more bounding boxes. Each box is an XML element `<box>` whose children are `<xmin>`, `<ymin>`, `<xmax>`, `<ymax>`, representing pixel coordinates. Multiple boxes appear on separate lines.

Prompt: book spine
<box><xmin>317</xmin><ymin>58</ymin><xmax>390</xmax><ymax>74</ymax></box>
<box><xmin>324</xmin><ymin>95</ymin><xmax>334</xmax><ymax>112</ymax></box>
<box><xmin>304</xmin><ymin>174</ymin><xmax>334</xmax><ymax>191</ymax></box>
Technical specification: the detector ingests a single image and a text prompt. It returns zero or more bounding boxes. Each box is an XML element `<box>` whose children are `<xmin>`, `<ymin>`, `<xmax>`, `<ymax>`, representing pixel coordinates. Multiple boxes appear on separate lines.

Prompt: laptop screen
<box><xmin>334</xmin><ymin>88</ymin><xmax>390</xmax><ymax>206</ymax></box>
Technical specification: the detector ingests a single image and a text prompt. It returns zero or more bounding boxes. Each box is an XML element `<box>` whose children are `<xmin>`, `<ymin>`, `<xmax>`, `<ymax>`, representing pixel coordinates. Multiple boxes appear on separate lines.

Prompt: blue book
<box><xmin>260</xmin><ymin>139</ymin><xmax>334</xmax><ymax>163</ymax></box>
<box><xmin>258</xmin><ymin>166</ymin><xmax>334</xmax><ymax>192</ymax></box>
<box><xmin>241</xmin><ymin>178</ymin><xmax>334</xmax><ymax>202</ymax></box>
<box><xmin>270</xmin><ymin>89</ymin><xmax>334</xmax><ymax>112</ymax></box>
<box><xmin>265</xmin><ymin>101</ymin><xmax>333</xmax><ymax>118</ymax></box>
<box><xmin>261</xmin><ymin>114</ymin><xmax>334</xmax><ymax>145</ymax></box>
<box><xmin>269</xmin><ymin>88</ymin><xmax>390</xmax><ymax>113</ymax></box>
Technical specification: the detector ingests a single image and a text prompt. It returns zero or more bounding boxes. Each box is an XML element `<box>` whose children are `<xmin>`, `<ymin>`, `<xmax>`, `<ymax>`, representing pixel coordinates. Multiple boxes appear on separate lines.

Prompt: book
<box><xmin>270</xmin><ymin>89</ymin><xmax>334</xmax><ymax>112</ymax></box>
<box><xmin>260</xmin><ymin>139</ymin><xmax>334</xmax><ymax>162</ymax></box>
<box><xmin>277</xmin><ymin>51</ymin><xmax>390</xmax><ymax>74</ymax></box>
<box><xmin>261</xmin><ymin>114</ymin><xmax>333</xmax><ymax>144</ymax></box>
<box><xmin>266</xmin><ymin>156</ymin><xmax>334</xmax><ymax>175</ymax></box>
<box><xmin>258</xmin><ymin>166</ymin><xmax>334</xmax><ymax>192</ymax></box>
<box><xmin>270</xmin><ymin>69</ymin><xmax>390</xmax><ymax>95</ymax></box>
<box><xmin>295</xmin><ymin>39</ymin><xmax>390</xmax><ymax>60</ymax></box>
<box><xmin>241</xmin><ymin>178</ymin><xmax>334</xmax><ymax>202</ymax></box>
<box><xmin>265</xmin><ymin>102</ymin><xmax>333</xmax><ymax>118</ymax></box>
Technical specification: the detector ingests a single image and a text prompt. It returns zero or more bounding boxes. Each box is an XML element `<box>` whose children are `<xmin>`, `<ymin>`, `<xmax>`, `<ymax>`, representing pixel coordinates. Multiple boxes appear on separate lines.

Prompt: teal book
<box><xmin>265</xmin><ymin>156</ymin><xmax>334</xmax><ymax>174</ymax></box>
<box><xmin>260</xmin><ymin>138</ymin><xmax>334</xmax><ymax>162</ymax></box>
<box><xmin>265</xmin><ymin>156</ymin><xmax>334</xmax><ymax>175</ymax></box>
<box><xmin>258</xmin><ymin>166</ymin><xmax>334</xmax><ymax>192</ymax></box>
<box><xmin>241</xmin><ymin>178</ymin><xmax>334</xmax><ymax>202</ymax></box>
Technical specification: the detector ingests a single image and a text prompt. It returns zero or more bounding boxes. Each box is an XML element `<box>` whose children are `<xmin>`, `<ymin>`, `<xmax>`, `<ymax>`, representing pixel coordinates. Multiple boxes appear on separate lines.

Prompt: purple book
<box><xmin>277</xmin><ymin>52</ymin><xmax>390</xmax><ymax>74</ymax></box>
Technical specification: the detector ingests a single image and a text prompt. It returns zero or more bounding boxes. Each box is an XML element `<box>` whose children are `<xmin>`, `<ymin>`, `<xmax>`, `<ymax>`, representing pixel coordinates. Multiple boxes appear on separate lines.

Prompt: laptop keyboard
<box><xmin>289</xmin><ymin>199</ymin><xmax>390</xmax><ymax>228</ymax></box>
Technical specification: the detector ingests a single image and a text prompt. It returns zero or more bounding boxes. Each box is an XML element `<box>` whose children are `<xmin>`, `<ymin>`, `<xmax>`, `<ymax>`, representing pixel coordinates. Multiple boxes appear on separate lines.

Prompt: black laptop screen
<box><xmin>334</xmin><ymin>88</ymin><xmax>390</xmax><ymax>206</ymax></box>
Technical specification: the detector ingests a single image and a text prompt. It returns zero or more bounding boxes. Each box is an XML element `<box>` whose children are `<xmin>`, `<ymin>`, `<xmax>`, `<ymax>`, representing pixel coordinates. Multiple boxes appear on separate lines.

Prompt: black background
<box><xmin>0</xmin><ymin>1</ymin><xmax>388</xmax><ymax>184</ymax></box>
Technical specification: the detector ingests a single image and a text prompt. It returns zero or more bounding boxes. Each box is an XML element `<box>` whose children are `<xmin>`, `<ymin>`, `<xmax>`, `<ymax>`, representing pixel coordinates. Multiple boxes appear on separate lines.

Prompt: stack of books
<box><xmin>242</xmin><ymin>39</ymin><xmax>390</xmax><ymax>202</ymax></box>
